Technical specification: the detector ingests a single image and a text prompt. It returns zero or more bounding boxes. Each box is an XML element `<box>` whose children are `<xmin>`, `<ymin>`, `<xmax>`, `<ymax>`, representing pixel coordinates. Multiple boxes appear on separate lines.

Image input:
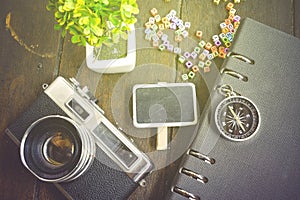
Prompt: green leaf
<box><xmin>46</xmin><ymin>3</ymin><xmax>55</xmax><ymax>11</ymax></box>
<box><xmin>54</xmin><ymin>24</ymin><xmax>62</xmax><ymax>30</ymax></box>
<box><xmin>69</xmin><ymin>27</ymin><xmax>78</xmax><ymax>35</ymax></box>
<box><xmin>54</xmin><ymin>11</ymin><xmax>63</xmax><ymax>19</ymax></box>
<box><xmin>63</xmin><ymin>1</ymin><xmax>75</xmax><ymax>11</ymax></box>
<box><xmin>120</xmin><ymin>31</ymin><xmax>128</xmax><ymax>40</ymax></box>
<box><xmin>102</xmin><ymin>0</ymin><xmax>109</xmax><ymax>5</ymax></box>
<box><xmin>83</xmin><ymin>27</ymin><xmax>90</xmax><ymax>35</ymax></box>
<box><xmin>79</xmin><ymin>16</ymin><xmax>89</xmax><ymax>25</ymax></box>
<box><xmin>91</xmin><ymin>26</ymin><xmax>103</xmax><ymax>36</ymax></box>
<box><xmin>62</xmin><ymin>29</ymin><xmax>67</xmax><ymax>37</ymax></box>
<box><xmin>58</xmin><ymin>5</ymin><xmax>64</xmax><ymax>13</ymax></box>
<box><xmin>71</xmin><ymin>35</ymin><xmax>81</xmax><ymax>43</ymax></box>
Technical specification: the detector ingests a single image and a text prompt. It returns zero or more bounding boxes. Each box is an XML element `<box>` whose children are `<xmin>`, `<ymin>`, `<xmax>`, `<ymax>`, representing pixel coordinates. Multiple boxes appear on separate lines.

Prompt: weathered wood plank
<box><xmin>295</xmin><ymin>0</ymin><xmax>300</xmax><ymax>38</ymax></box>
<box><xmin>0</xmin><ymin>0</ymin><xmax>61</xmax><ymax>199</ymax></box>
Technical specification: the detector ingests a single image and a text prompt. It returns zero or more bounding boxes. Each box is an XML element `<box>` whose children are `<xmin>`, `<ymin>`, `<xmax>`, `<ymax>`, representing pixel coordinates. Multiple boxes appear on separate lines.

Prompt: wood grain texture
<box><xmin>0</xmin><ymin>0</ymin><xmax>299</xmax><ymax>199</ymax></box>
<box><xmin>0</xmin><ymin>0</ymin><xmax>61</xmax><ymax>199</ymax></box>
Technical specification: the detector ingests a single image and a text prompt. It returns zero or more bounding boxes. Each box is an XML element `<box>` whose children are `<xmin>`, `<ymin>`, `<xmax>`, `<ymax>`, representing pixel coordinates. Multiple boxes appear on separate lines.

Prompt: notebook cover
<box><xmin>169</xmin><ymin>18</ymin><xmax>300</xmax><ymax>200</ymax></box>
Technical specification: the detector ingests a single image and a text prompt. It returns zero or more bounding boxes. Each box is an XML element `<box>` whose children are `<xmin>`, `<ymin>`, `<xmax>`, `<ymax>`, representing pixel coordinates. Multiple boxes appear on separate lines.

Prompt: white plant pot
<box><xmin>86</xmin><ymin>24</ymin><xmax>136</xmax><ymax>74</ymax></box>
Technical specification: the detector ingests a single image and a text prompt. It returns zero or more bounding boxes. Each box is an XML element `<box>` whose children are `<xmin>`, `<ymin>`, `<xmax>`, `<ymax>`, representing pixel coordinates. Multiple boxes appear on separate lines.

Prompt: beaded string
<box><xmin>143</xmin><ymin>0</ymin><xmax>245</xmax><ymax>80</ymax></box>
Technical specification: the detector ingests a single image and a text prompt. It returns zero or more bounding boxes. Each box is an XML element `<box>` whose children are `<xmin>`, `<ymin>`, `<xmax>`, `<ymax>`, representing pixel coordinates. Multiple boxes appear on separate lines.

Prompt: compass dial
<box><xmin>215</xmin><ymin>96</ymin><xmax>260</xmax><ymax>141</ymax></box>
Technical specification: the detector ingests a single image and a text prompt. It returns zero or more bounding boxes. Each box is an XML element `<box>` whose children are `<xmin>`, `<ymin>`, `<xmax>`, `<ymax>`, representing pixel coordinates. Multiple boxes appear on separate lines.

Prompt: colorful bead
<box><xmin>190</xmin><ymin>51</ymin><xmax>198</xmax><ymax>59</ymax></box>
<box><xmin>176</xmin><ymin>19</ymin><xmax>184</xmax><ymax>26</ymax></box>
<box><xmin>199</xmin><ymin>40</ymin><xmax>206</xmax><ymax>48</ymax></box>
<box><xmin>171</xmin><ymin>16</ymin><xmax>179</xmax><ymax>23</ymax></box>
<box><xmin>219</xmin><ymin>51</ymin><xmax>226</xmax><ymax>59</ymax></box>
<box><xmin>220</xmin><ymin>22</ymin><xmax>227</xmax><ymax>29</ymax></box>
<box><xmin>159</xmin><ymin>44</ymin><xmax>165</xmax><ymax>51</ymax></box>
<box><xmin>170</xmin><ymin>23</ymin><xmax>177</xmax><ymax>30</ymax></box>
<box><xmin>175</xmin><ymin>35</ymin><xmax>183</xmax><ymax>42</ymax></box>
<box><xmin>174</xmin><ymin>47</ymin><xmax>181</xmax><ymax>54</ymax></box>
<box><xmin>184</xmin><ymin>52</ymin><xmax>191</xmax><ymax>58</ymax></box>
<box><xmin>202</xmin><ymin>49</ymin><xmax>210</xmax><ymax>56</ymax></box>
<box><xmin>196</xmin><ymin>31</ymin><xmax>203</xmax><ymax>38</ymax></box>
<box><xmin>182</xmin><ymin>30</ymin><xmax>189</xmax><ymax>38</ymax></box>
<box><xmin>207</xmin><ymin>54</ymin><xmax>214</xmax><ymax>60</ymax></box>
<box><xmin>151</xmin><ymin>24</ymin><xmax>158</xmax><ymax>31</ymax></box>
<box><xmin>178</xmin><ymin>56</ymin><xmax>186</xmax><ymax>63</ymax></box>
<box><xmin>229</xmin><ymin>8</ymin><xmax>236</xmax><ymax>15</ymax></box>
<box><xmin>224</xmin><ymin>41</ymin><xmax>231</xmax><ymax>48</ymax></box>
<box><xmin>194</xmin><ymin>47</ymin><xmax>201</xmax><ymax>54</ymax></box>
<box><xmin>178</xmin><ymin>24</ymin><xmax>185</xmax><ymax>31</ymax></box>
<box><xmin>150</xmin><ymin>8</ymin><xmax>158</xmax><ymax>16</ymax></box>
<box><xmin>181</xmin><ymin>73</ymin><xmax>189</xmax><ymax>81</ymax></box>
<box><xmin>198</xmin><ymin>53</ymin><xmax>206</xmax><ymax>61</ymax></box>
<box><xmin>213</xmin><ymin>0</ymin><xmax>221</xmax><ymax>5</ymax></box>
<box><xmin>162</xmin><ymin>17</ymin><xmax>168</xmax><ymax>23</ymax></box>
<box><xmin>154</xmin><ymin>14</ymin><xmax>161</xmax><ymax>22</ymax></box>
<box><xmin>188</xmin><ymin>71</ymin><xmax>196</xmax><ymax>79</ymax></box>
<box><xmin>185</xmin><ymin>22</ymin><xmax>191</xmax><ymax>29</ymax></box>
<box><xmin>226</xmin><ymin>2</ymin><xmax>234</xmax><ymax>10</ymax></box>
<box><xmin>145</xmin><ymin>34</ymin><xmax>151</xmax><ymax>41</ymax></box>
<box><xmin>169</xmin><ymin>9</ymin><xmax>177</xmax><ymax>16</ymax></box>
<box><xmin>152</xmin><ymin>40</ymin><xmax>159</xmax><ymax>47</ymax></box>
<box><xmin>233</xmin><ymin>15</ymin><xmax>241</xmax><ymax>22</ymax></box>
<box><xmin>203</xmin><ymin>66</ymin><xmax>210</xmax><ymax>73</ymax></box>
<box><xmin>192</xmin><ymin>66</ymin><xmax>199</xmax><ymax>73</ymax></box>
<box><xmin>157</xmin><ymin>30</ymin><xmax>163</xmax><ymax>38</ymax></box>
<box><xmin>158</xmin><ymin>24</ymin><xmax>165</xmax><ymax>30</ymax></box>
<box><xmin>185</xmin><ymin>61</ymin><xmax>193</xmax><ymax>68</ymax></box>
<box><xmin>175</xmin><ymin>29</ymin><xmax>182</xmax><ymax>35</ymax></box>
<box><xmin>219</xmin><ymin>33</ymin><xmax>226</xmax><ymax>39</ymax></box>
<box><xmin>161</xmin><ymin>34</ymin><xmax>168</xmax><ymax>41</ymax></box>
<box><xmin>164</xmin><ymin>21</ymin><xmax>171</xmax><ymax>29</ymax></box>
<box><xmin>205</xmin><ymin>60</ymin><xmax>212</xmax><ymax>67</ymax></box>
<box><xmin>215</xmin><ymin>40</ymin><xmax>222</xmax><ymax>47</ymax></box>
<box><xmin>149</xmin><ymin>17</ymin><xmax>155</xmax><ymax>24</ymax></box>
<box><xmin>211</xmin><ymin>46</ymin><xmax>218</xmax><ymax>52</ymax></box>
<box><xmin>213</xmin><ymin>51</ymin><xmax>219</xmax><ymax>57</ymax></box>
<box><xmin>145</xmin><ymin>22</ymin><xmax>151</xmax><ymax>29</ymax></box>
<box><xmin>198</xmin><ymin>61</ymin><xmax>205</xmax><ymax>68</ymax></box>
<box><xmin>224</xmin><ymin>19</ymin><xmax>231</xmax><ymax>25</ymax></box>
<box><xmin>222</xmin><ymin>27</ymin><xmax>230</xmax><ymax>34</ymax></box>
<box><xmin>167</xmin><ymin>45</ymin><xmax>174</xmax><ymax>52</ymax></box>
<box><xmin>205</xmin><ymin>42</ymin><xmax>213</xmax><ymax>50</ymax></box>
<box><xmin>163</xmin><ymin>41</ymin><xmax>170</xmax><ymax>46</ymax></box>
<box><xmin>152</xmin><ymin>35</ymin><xmax>159</xmax><ymax>41</ymax></box>
<box><xmin>212</xmin><ymin>34</ymin><xmax>219</xmax><ymax>41</ymax></box>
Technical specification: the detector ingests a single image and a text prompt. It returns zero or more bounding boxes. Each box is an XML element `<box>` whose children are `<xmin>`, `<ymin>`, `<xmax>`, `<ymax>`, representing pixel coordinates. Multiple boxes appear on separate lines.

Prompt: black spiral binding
<box><xmin>172</xmin><ymin>186</ymin><xmax>200</xmax><ymax>200</ymax></box>
<box><xmin>171</xmin><ymin>149</ymin><xmax>215</xmax><ymax>199</ymax></box>
<box><xmin>187</xmin><ymin>149</ymin><xmax>216</xmax><ymax>165</ymax></box>
<box><xmin>171</xmin><ymin>53</ymin><xmax>254</xmax><ymax>199</ymax></box>
<box><xmin>227</xmin><ymin>52</ymin><xmax>255</xmax><ymax>65</ymax></box>
<box><xmin>220</xmin><ymin>68</ymin><xmax>248</xmax><ymax>82</ymax></box>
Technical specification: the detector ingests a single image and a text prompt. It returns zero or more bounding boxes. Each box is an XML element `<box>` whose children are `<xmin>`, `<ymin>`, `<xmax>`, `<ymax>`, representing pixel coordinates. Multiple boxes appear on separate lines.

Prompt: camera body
<box><xmin>5</xmin><ymin>76</ymin><xmax>153</xmax><ymax>200</ymax></box>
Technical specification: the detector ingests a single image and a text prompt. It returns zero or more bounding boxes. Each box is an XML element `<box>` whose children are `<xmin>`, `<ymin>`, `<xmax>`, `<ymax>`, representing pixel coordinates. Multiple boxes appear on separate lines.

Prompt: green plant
<box><xmin>46</xmin><ymin>0</ymin><xmax>139</xmax><ymax>47</ymax></box>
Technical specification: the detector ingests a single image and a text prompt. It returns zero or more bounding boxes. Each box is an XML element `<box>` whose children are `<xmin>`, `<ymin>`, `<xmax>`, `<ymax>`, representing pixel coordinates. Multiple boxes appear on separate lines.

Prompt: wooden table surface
<box><xmin>1</xmin><ymin>0</ymin><xmax>299</xmax><ymax>199</ymax></box>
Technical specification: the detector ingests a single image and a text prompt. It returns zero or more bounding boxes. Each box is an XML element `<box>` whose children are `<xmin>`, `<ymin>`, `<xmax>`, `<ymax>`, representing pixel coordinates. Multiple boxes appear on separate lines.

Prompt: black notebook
<box><xmin>168</xmin><ymin>18</ymin><xmax>300</xmax><ymax>200</ymax></box>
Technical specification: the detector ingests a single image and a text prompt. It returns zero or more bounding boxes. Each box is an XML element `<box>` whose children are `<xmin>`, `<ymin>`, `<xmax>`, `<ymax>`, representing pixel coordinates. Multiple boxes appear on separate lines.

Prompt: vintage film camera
<box><xmin>5</xmin><ymin>76</ymin><xmax>153</xmax><ymax>200</ymax></box>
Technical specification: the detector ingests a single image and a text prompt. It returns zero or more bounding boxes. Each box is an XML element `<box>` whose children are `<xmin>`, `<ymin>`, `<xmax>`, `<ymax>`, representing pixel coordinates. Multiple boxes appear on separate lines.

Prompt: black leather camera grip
<box><xmin>6</xmin><ymin>92</ymin><xmax>138</xmax><ymax>200</ymax></box>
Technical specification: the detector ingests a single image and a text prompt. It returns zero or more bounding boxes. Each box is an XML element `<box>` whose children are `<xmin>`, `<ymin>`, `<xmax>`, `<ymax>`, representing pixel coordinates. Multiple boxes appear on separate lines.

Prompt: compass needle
<box><xmin>228</xmin><ymin>106</ymin><xmax>246</xmax><ymax>132</ymax></box>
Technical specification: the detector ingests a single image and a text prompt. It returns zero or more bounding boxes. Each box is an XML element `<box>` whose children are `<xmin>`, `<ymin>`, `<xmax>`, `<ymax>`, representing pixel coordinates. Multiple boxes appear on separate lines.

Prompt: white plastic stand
<box><xmin>86</xmin><ymin>24</ymin><xmax>136</xmax><ymax>73</ymax></box>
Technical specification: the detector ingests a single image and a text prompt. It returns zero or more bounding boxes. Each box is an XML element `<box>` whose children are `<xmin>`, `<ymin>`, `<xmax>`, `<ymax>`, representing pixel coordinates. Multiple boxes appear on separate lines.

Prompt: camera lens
<box><xmin>20</xmin><ymin>115</ymin><xmax>95</xmax><ymax>182</ymax></box>
<box><xmin>42</xmin><ymin>131</ymin><xmax>75</xmax><ymax>167</ymax></box>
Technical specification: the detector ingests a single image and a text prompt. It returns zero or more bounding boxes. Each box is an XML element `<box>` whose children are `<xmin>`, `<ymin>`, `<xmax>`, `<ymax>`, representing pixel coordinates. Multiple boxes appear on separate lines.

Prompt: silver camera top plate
<box><xmin>44</xmin><ymin>76</ymin><xmax>153</xmax><ymax>183</ymax></box>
